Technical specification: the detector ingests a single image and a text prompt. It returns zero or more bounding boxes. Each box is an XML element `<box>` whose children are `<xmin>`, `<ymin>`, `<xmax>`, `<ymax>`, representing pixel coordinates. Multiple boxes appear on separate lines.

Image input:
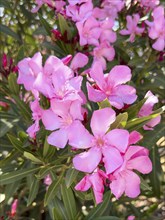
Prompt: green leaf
<box><xmin>0</xmin><ymin>0</ymin><xmax>11</xmax><ymax>9</ymax></box>
<box><xmin>149</xmin><ymin>145</ymin><xmax>163</xmax><ymax>198</ymax></box>
<box><xmin>61</xmin><ymin>182</ymin><xmax>77</xmax><ymax>220</ymax></box>
<box><xmin>85</xmin><ymin>192</ymin><xmax>111</xmax><ymax>220</ymax></box>
<box><xmin>24</xmin><ymin>152</ymin><xmax>42</xmax><ymax>164</ymax></box>
<box><xmin>95</xmin><ymin>217</ymin><xmax>120</xmax><ymax>220</ymax></box>
<box><xmin>4</xmin><ymin>180</ymin><xmax>21</xmax><ymax>202</ymax></box>
<box><xmin>44</xmin><ymin>174</ymin><xmax>63</xmax><ymax>206</ymax></box>
<box><xmin>7</xmin><ymin>134</ymin><xmax>24</xmax><ymax>153</ymax></box>
<box><xmin>27</xmin><ymin>177</ymin><xmax>40</xmax><ymax>206</ymax></box>
<box><xmin>65</xmin><ymin>168</ymin><xmax>79</xmax><ymax>188</ymax></box>
<box><xmin>43</xmin><ymin>137</ymin><xmax>56</xmax><ymax>159</ymax></box>
<box><xmin>110</xmin><ymin>112</ymin><xmax>128</xmax><ymax>129</ymax></box>
<box><xmin>38</xmin><ymin>13</ymin><xmax>52</xmax><ymax>35</ymax></box>
<box><xmin>98</xmin><ymin>99</ymin><xmax>111</xmax><ymax>109</ymax></box>
<box><xmin>0</xmin><ymin>24</ymin><xmax>21</xmax><ymax>41</ymax></box>
<box><xmin>126</xmin><ymin>98</ymin><xmax>147</xmax><ymax>119</ymax></box>
<box><xmin>0</xmin><ymin>167</ymin><xmax>40</xmax><ymax>185</ymax></box>
<box><xmin>49</xmin><ymin>197</ymin><xmax>67</xmax><ymax>220</ymax></box>
<box><xmin>0</xmin><ymin>118</ymin><xmax>19</xmax><ymax>137</ymax></box>
<box><xmin>8</xmin><ymin>74</ymin><xmax>20</xmax><ymax>95</ymax></box>
<box><xmin>140</xmin><ymin>177</ymin><xmax>151</xmax><ymax>191</ymax></box>
<box><xmin>35</xmin><ymin>166</ymin><xmax>51</xmax><ymax>180</ymax></box>
<box><xmin>58</xmin><ymin>14</ymin><xmax>72</xmax><ymax>39</ymax></box>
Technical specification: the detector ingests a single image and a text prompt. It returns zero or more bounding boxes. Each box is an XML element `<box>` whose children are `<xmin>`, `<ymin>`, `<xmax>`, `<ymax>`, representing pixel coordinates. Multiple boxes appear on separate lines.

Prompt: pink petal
<box><xmin>89</xmin><ymin>173</ymin><xmax>104</xmax><ymax>204</ymax></box>
<box><xmin>152</xmin><ymin>38</ymin><xmax>165</xmax><ymax>51</ymax></box>
<box><xmin>75</xmin><ymin>175</ymin><xmax>91</xmax><ymax>191</ymax></box>
<box><xmin>69</xmin><ymin>76</ymin><xmax>83</xmax><ymax>91</ymax></box>
<box><xmin>110</xmin><ymin>175</ymin><xmax>125</xmax><ymax>199</ymax></box>
<box><xmin>70</xmin><ymin>53</ymin><xmax>88</xmax><ymax>70</ymax></box>
<box><xmin>113</xmin><ymin>85</ymin><xmax>137</xmax><ymax>104</ymax></box>
<box><xmin>29</xmin><ymin>52</ymin><xmax>42</xmax><ymax>76</ymax></box>
<box><xmin>90</xmin><ymin>62</ymin><xmax>106</xmax><ymax>90</ymax></box>
<box><xmin>102</xmin><ymin>146</ymin><xmax>123</xmax><ymax>174</ymax></box>
<box><xmin>108</xmin><ymin>95</ymin><xmax>124</xmax><ymax>109</ymax></box>
<box><xmin>70</xmin><ymin>100</ymin><xmax>83</xmax><ymax>120</ymax></box>
<box><xmin>73</xmin><ymin>147</ymin><xmax>102</xmax><ymax>173</ymax></box>
<box><xmin>127</xmin><ymin>156</ymin><xmax>152</xmax><ymax>174</ymax></box>
<box><xmin>91</xmin><ymin>108</ymin><xmax>116</xmax><ymax>136</ymax></box>
<box><xmin>144</xmin><ymin>115</ymin><xmax>161</xmax><ymax>130</ymax></box>
<box><xmin>125</xmin><ymin>170</ymin><xmax>141</xmax><ymax>198</ymax></box>
<box><xmin>105</xmin><ymin>129</ymin><xmax>129</xmax><ymax>153</ymax></box>
<box><xmin>69</xmin><ymin>121</ymin><xmax>93</xmax><ymax>149</ymax></box>
<box><xmin>108</xmin><ymin>65</ymin><xmax>132</xmax><ymax>87</ymax></box>
<box><xmin>124</xmin><ymin>145</ymin><xmax>149</xmax><ymax>161</ymax></box>
<box><xmin>87</xmin><ymin>83</ymin><xmax>106</xmax><ymax>102</ymax></box>
<box><xmin>41</xmin><ymin>109</ymin><xmax>60</xmax><ymax>131</ymax></box>
<box><xmin>47</xmin><ymin>129</ymin><xmax>68</xmax><ymax>148</ymax></box>
<box><xmin>51</xmin><ymin>100</ymin><xmax>71</xmax><ymax>117</ymax></box>
<box><xmin>129</xmin><ymin>131</ymin><xmax>142</xmax><ymax>145</ymax></box>
<box><xmin>120</xmin><ymin>29</ymin><xmax>130</xmax><ymax>35</ymax></box>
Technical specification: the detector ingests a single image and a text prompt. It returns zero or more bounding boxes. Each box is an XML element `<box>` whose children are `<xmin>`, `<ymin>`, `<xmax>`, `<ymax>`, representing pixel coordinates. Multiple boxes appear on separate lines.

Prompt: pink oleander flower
<box><xmin>146</xmin><ymin>6</ymin><xmax>165</xmax><ymax>51</ymax></box>
<box><xmin>17</xmin><ymin>52</ymin><xmax>42</xmax><ymax>92</ymax></box>
<box><xmin>93</xmin><ymin>42</ymin><xmax>115</xmax><ymax>70</ymax></box>
<box><xmin>44</xmin><ymin>174</ymin><xmax>52</xmax><ymax>186</ymax></box>
<box><xmin>76</xmin><ymin>16</ymin><xmax>101</xmax><ymax>46</ymax></box>
<box><xmin>139</xmin><ymin>0</ymin><xmax>159</xmax><ymax>9</ymax></box>
<box><xmin>138</xmin><ymin>91</ymin><xmax>161</xmax><ymax>130</ymax></box>
<box><xmin>93</xmin><ymin>0</ymin><xmax>124</xmax><ymax>20</ymax></box>
<box><xmin>109</xmin><ymin>144</ymin><xmax>152</xmax><ymax>199</ymax></box>
<box><xmin>42</xmin><ymin>100</ymin><xmax>83</xmax><ymax>148</ymax></box>
<box><xmin>66</xmin><ymin>0</ymin><xmax>93</xmax><ymax>22</ymax></box>
<box><xmin>70</xmin><ymin>107</ymin><xmax>132</xmax><ymax>174</ymax></box>
<box><xmin>120</xmin><ymin>14</ymin><xmax>145</xmax><ymax>42</ymax></box>
<box><xmin>18</xmin><ymin>53</ymin><xmax>83</xmax><ymax>102</ymax></box>
<box><xmin>127</xmin><ymin>216</ymin><xmax>135</xmax><ymax>220</ymax></box>
<box><xmin>75</xmin><ymin>169</ymin><xmax>107</xmax><ymax>204</ymax></box>
<box><xmin>27</xmin><ymin>100</ymin><xmax>42</xmax><ymax>138</ymax></box>
<box><xmin>87</xmin><ymin>62</ymin><xmax>137</xmax><ymax>109</ymax></box>
<box><xmin>99</xmin><ymin>18</ymin><xmax>117</xmax><ymax>44</ymax></box>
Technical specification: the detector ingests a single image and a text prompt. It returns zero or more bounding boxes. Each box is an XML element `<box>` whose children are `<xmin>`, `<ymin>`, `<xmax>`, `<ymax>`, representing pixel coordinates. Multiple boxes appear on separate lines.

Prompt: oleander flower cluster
<box><xmin>15</xmin><ymin>0</ymin><xmax>164</xmax><ymax>205</ymax></box>
<box><xmin>17</xmin><ymin>52</ymin><xmax>157</xmax><ymax>203</ymax></box>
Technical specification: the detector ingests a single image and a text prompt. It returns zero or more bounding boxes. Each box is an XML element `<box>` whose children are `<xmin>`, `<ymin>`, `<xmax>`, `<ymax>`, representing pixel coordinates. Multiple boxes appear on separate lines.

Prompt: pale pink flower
<box><xmin>44</xmin><ymin>174</ymin><xmax>52</xmax><ymax>186</ymax></box>
<box><xmin>66</xmin><ymin>0</ymin><xmax>93</xmax><ymax>22</ymax></box>
<box><xmin>138</xmin><ymin>91</ymin><xmax>161</xmax><ymax>130</ymax></box>
<box><xmin>75</xmin><ymin>169</ymin><xmax>107</xmax><ymax>204</ymax></box>
<box><xmin>17</xmin><ymin>52</ymin><xmax>42</xmax><ymax>92</ymax></box>
<box><xmin>127</xmin><ymin>216</ymin><xmax>135</xmax><ymax>220</ymax></box>
<box><xmin>42</xmin><ymin>100</ymin><xmax>83</xmax><ymax>148</ymax></box>
<box><xmin>109</xmin><ymin>145</ymin><xmax>152</xmax><ymax>199</ymax></box>
<box><xmin>71</xmin><ymin>108</ymin><xmax>132</xmax><ymax>174</ymax></box>
<box><xmin>76</xmin><ymin>16</ymin><xmax>101</xmax><ymax>46</ymax></box>
<box><xmin>120</xmin><ymin>14</ymin><xmax>144</xmax><ymax>42</ymax></box>
<box><xmin>27</xmin><ymin>100</ymin><xmax>42</xmax><ymax>138</ymax></box>
<box><xmin>99</xmin><ymin>18</ymin><xmax>117</xmax><ymax>44</ymax></box>
<box><xmin>87</xmin><ymin>63</ymin><xmax>137</xmax><ymax>109</ymax></box>
<box><xmin>93</xmin><ymin>42</ymin><xmax>115</xmax><ymax>70</ymax></box>
<box><xmin>147</xmin><ymin>6</ymin><xmax>165</xmax><ymax>51</ymax></box>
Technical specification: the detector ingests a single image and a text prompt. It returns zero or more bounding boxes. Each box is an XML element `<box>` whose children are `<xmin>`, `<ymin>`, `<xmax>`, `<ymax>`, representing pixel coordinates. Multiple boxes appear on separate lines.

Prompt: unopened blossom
<box><xmin>11</xmin><ymin>199</ymin><xmax>18</xmax><ymax>216</ymax></box>
<box><xmin>138</xmin><ymin>91</ymin><xmax>161</xmax><ymax>130</ymax></box>
<box><xmin>120</xmin><ymin>14</ymin><xmax>144</xmax><ymax>42</ymax></box>
<box><xmin>76</xmin><ymin>16</ymin><xmax>101</xmax><ymax>46</ymax></box>
<box><xmin>87</xmin><ymin>62</ymin><xmax>137</xmax><ymax>109</ymax></box>
<box><xmin>75</xmin><ymin>169</ymin><xmax>107</xmax><ymax>204</ymax></box>
<box><xmin>109</xmin><ymin>144</ymin><xmax>152</xmax><ymax>199</ymax></box>
<box><xmin>27</xmin><ymin>100</ymin><xmax>42</xmax><ymax>138</ymax></box>
<box><xmin>146</xmin><ymin>6</ymin><xmax>165</xmax><ymax>51</ymax></box>
<box><xmin>93</xmin><ymin>42</ymin><xmax>115</xmax><ymax>70</ymax></box>
<box><xmin>42</xmin><ymin>100</ymin><xmax>83</xmax><ymax>148</ymax></box>
<box><xmin>70</xmin><ymin>108</ymin><xmax>132</xmax><ymax>174</ymax></box>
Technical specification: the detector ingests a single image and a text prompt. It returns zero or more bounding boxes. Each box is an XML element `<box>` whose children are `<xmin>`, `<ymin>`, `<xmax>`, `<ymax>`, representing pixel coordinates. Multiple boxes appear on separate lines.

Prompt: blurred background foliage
<box><xmin>0</xmin><ymin>0</ymin><xmax>165</xmax><ymax>220</ymax></box>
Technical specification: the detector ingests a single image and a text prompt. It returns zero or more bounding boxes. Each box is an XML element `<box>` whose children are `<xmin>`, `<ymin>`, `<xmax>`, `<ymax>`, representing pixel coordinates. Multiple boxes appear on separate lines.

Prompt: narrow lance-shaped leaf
<box><xmin>27</xmin><ymin>177</ymin><xmax>40</xmax><ymax>206</ymax></box>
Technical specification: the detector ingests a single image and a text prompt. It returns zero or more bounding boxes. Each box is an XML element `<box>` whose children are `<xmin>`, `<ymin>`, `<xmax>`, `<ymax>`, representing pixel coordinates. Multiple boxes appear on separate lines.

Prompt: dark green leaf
<box><xmin>65</xmin><ymin>168</ymin><xmax>79</xmax><ymax>188</ymax></box>
<box><xmin>27</xmin><ymin>177</ymin><xmax>40</xmax><ymax>206</ymax></box>
<box><xmin>0</xmin><ymin>24</ymin><xmax>21</xmax><ymax>41</ymax></box>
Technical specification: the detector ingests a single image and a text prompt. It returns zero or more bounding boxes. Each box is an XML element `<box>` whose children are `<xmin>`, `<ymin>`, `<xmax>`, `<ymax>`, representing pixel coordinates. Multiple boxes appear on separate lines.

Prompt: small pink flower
<box><xmin>11</xmin><ymin>199</ymin><xmax>18</xmax><ymax>216</ymax></box>
<box><xmin>120</xmin><ymin>14</ymin><xmax>144</xmax><ymax>42</ymax></box>
<box><xmin>44</xmin><ymin>174</ymin><xmax>52</xmax><ymax>186</ymax></box>
<box><xmin>87</xmin><ymin>62</ymin><xmax>137</xmax><ymax>109</ymax></box>
<box><xmin>75</xmin><ymin>169</ymin><xmax>107</xmax><ymax>204</ymax></box>
<box><xmin>71</xmin><ymin>108</ymin><xmax>131</xmax><ymax>174</ymax></box>
<box><xmin>42</xmin><ymin>100</ymin><xmax>83</xmax><ymax>148</ymax></box>
<box><xmin>76</xmin><ymin>16</ymin><xmax>101</xmax><ymax>46</ymax></box>
<box><xmin>127</xmin><ymin>216</ymin><xmax>135</xmax><ymax>220</ymax></box>
<box><xmin>146</xmin><ymin>6</ymin><xmax>165</xmax><ymax>51</ymax></box>
<box><xmin>109</xmin><ymin>145</ymin><xmax>152</xmax><ymax>199</ymax></box>
<box><xmin>138</xmin><ymin>91</ymin><xmax>161</xmax><ymax>130</ymax></box>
